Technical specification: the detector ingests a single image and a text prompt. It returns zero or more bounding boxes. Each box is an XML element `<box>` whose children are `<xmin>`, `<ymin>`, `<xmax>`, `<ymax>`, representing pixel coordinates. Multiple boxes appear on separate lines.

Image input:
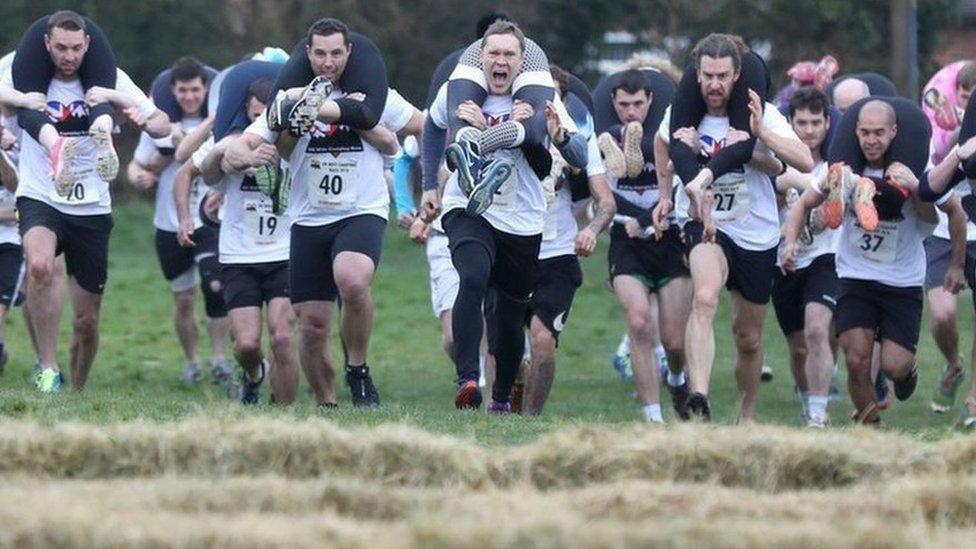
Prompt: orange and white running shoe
<box><xmin>853</xmin><ymin>176</ymin><xmax>879</xmax><ymax>232</ymax></box>
<box><xmin>820</xmin><ymin>162</ymin><xmax>846</xmax><ymax>229</ymax></box>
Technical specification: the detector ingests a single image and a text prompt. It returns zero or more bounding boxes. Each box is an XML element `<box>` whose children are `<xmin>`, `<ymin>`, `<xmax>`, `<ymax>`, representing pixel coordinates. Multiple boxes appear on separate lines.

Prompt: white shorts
<box><xmin>427</xmin><ymin>230</ymin><xmax>458</xmax><ymax>318</ymax></box>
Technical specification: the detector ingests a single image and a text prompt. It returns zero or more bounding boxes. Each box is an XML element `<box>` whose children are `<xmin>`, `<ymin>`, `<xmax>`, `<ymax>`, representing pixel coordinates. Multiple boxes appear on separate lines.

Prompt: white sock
<box><xmin>478</xmin><ymin>356</ymin><xmax>486</xmax><ymax>388</ymax></box>
<box><xmin>808</xmin><ymin>395</ymin><xmax>829</xmax><ymax>418</ymax></box>
<box><xmin>616</xmin><ymin>334</ymin><xmax>630</xmax><ymax>356</ymax></box>
<box><xmin>643</xmin><ymin>404</ymin><xmax>663</xmax><ymax>423</ymax></box>
<box><xmin>654</xmin><ymin>344</ymin><xmax>666</xmax><ymax>362</ymax></box>
<box><xmin>668</xmin><ymin>370</ymin><xmax>686</xmax><ymax>387</ymax></box>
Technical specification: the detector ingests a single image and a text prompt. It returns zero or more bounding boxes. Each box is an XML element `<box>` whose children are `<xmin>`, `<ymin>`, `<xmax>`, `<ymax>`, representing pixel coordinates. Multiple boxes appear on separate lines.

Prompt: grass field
<box><xmin>1</xmin><ymin>202</ymin><xmax>976</xmax><ymax>547</ymax></box>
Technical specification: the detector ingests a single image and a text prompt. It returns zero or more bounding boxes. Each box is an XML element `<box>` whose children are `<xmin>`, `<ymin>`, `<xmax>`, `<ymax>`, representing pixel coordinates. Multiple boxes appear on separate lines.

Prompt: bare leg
<box><xmin>685</xmin><ymin>243</ymin><xmax>729</xmax><ymax>396</ymax></box>
<box><xmin>67</xmin><ymin>278</ymin><xmax>103</xmax><ymax>390</ymax></box>
<box><xmin>266</xmin><ymin>297</ymin><xmax>298</xmax><ymax>405</ymax></box>
<box><xmin>730</xmin><ymin>293</ymin><xmax>768</xmax><ymax>423</ymax></box>
<box><xmin>172</xmin><ymin>288</ymin><xmax>200</xmax><ymax>365</ymax></box>
<box><xmin>333</xmin><ymin>252</ymin><xmax>375</xmax><ymax>366</ymax></box>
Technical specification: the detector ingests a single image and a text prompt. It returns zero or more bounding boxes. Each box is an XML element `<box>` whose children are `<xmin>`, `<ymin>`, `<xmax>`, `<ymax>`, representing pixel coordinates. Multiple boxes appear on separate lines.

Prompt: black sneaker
<box><xmin>240</xmin><ymin>360</ymin><xmax>267</xmax><ymax>406</ymax></box>
<box><xmin>445</xmin><ymin>140</ymin><xmax>482</xmax><ymax>196</ymax></box>
<box><xmin>346</xmin><ymin>365</ymin><xmax>380</xmax><ymax>407</ymax></box>
<box><xmin>894</xmin><ymin>364</ymin><xmax>919</xmax><ymax>401</ymax></box>
<box><xmin>666</xmin><ymin>379</ymin><xmax>691</xmax><ymax>421</ymax></box>
<box><xmin>466</xmin><ymin>158</ymin><xmax>514</xmax><ymax>216</ymax></box>
<box><xmin>686</xmin><ymin>392</ymin><xmax>711</xmax><ymax>421</ymax></box>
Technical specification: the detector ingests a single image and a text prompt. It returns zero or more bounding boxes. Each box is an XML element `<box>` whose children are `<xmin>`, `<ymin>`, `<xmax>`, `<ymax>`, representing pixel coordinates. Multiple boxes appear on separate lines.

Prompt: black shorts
<box><xmin>608</xmin><ymin>224</ymin><xmax>689</xmax><ymax>291</ymax></box>
<box><xmin>221</xmin><ymin>260</ymin><xmax>289</xmax><ymax>310</ymax></box>
<box><xmin>683</xmin><ymin>222</ymin><xmax>777</xmax><ymax>305</ymax></box>
<box><xmin>442</xmin><ymin>209</ymin><xmax>541</xmax><ymax>302</ymax></box>
<box><xmin>16</xmin><ymin>197</ymin><xmax>113</xmax><ymax>295</ymax></box>
<box><xmin>154</xmin><ymin>226</ymin><xmax>219</xmax><ymax>281</ymax></box>
<box><xmin>528</xmin><ymin>254</ymin><xmax>583</xmax><ymax>343</ymax></box>
<box><xmin>289</xmin><ymin>214</ymin><xmax>386</xmax><ymax>303</ymax></box>
<box><xmin>924</xmin><ymin>237</ymin><xmax>976</xmax><ymax>306</ymax></box>
<box><xmin>771</xmin><ymin>254</ymin><xmax>839</xmax><ymax>336</ymax></box>
<box><xmin>0</xmin><ymin>243</ymin><xmax>25</xmax><ymax>308</ymax></box>
<box><xmin>834</xmin><ymin>278</ymin><xmax>923</xmax><ymax>353</ymax></box>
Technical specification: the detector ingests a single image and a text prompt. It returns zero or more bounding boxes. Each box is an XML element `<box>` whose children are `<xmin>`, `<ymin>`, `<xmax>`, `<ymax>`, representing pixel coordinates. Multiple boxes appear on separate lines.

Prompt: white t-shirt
<box><xmin>539</xmin><ymin>134</ymin><xmax>605</xmax><ymax>259</ymax></box>
<box><xmin>431</xmin><ymin>87</ymin><xmax>546</xmax><ymax>236</ymax></box>
<box><xmin>659</xmin><ymin>103</ymin><xmax>794</xmax><ymax>251</ymax></box>
<box><xmin>0</xmin><ymin>188</ymin><xmax>20</xmax><ymax>246</ymax></box>
<box><xmin>246</xmin><ymin>87</ymin><xmax>414</xmax><ymax>227</ymax></box>
<box><xmin>16</xmin><ymin>78</ymin><xmax>111</xmax><ymax>215</ymax></box>
<box><xmin>835</xmin><ymin>167</ymin><xmax>945</xmax><ymax>287</ymax></box>
<box><xmin>134</xmin><ymin>117</ymin><xmax>205</xmax><ymax>232</ymax></box>
<box><xmin>218</xmin><ymin>165</ymin><xmax>291</xmax><ymax>265</ymax></box>
<box><xmin>777</xmin><ymin>162</ymin><xmax>840</xmax><ymax>269</ymax></box>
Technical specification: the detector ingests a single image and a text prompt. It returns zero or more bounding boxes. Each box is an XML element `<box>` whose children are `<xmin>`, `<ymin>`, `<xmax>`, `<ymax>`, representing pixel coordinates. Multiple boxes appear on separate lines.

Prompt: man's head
<box><xmin>788</xmin><ymin>86</ymin><xmax>830</xmax><ymax>154</ymax></box>
<box><xmin>611</xmin><ymin>69</ymin><xmax>653</xmax><ymax>124</ymax></box>
<box><xmin>245</xmin><ymin>76</ymin><xmax>273</xmax><ymax>122</ymax></box>
<box><xmin>480</xmin><ymin>21</ymin><xmax>525</xmax><ymax>95</ymax></box>
<box><xmin>306</xmin><ymin>18</ymin><xmax>351</xmax><ymax>82</ymax></box>
<box><xmin>693</xmin><ymin>33</ymin><xmax>744</xmax><ymax>112</ymax></box>
<box><xmin>856</xmin><ymin>99</ymin><xmax>897</xmax><ymax>165</ymax></box>
<box><xmin>44</xmin><ymin>11</ymin><xmax>89</xmax><ymax>78</ymax></box>
<box><xmin>550</xmin><ymin>65</ymin><xmax>569</xmax><ymax>100</ymax></box>
<box><xmin>956</xmin><ymin>62</ymin><xmax>976</xmax><ymax>109</ymax></box>
<box><xmin>832</xmin><ymin>78</ymin><xmax>869</xmax><ymax>113</ymax></box>
<box><xmin>170</xmin><ymin>57</ymin><xmax>208</xmax><ymax>117</ymax></box>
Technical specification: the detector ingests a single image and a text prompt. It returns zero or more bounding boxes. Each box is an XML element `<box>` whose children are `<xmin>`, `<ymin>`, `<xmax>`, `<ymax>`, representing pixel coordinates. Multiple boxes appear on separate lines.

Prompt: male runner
<box><xmin>129</xmin><ymin>57</ymin><xmax>230</xmax><ymax>385</ymax></box>
<box><xmin>784</xmin><ymin>99</ymin><xmax>967</xmax><ymax>424</ymax></box>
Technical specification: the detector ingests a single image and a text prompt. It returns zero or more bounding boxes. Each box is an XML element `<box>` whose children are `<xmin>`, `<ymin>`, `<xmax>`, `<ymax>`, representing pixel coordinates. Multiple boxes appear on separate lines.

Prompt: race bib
<box><xmin>850</xmin><ymin>220</ymin><xmax>898</xmax><ymax>263</ymax></box>
<box><xmin>710</xmin><ymin>173</ymin><xmax>750</xmax><ymax>222</ymax></box>
<box><xmin>50</xmin><ymin>176</ymin><xmax>100</xmax><ymax>206</ymax></box>
<box><xmin>306</xmin><ymin>156</ymin><xmax>358</xmax><ymax>210</ymax></box>
<box><xmin>243</xmin><ymin>197</ymin><xmax>281</xmax><ymax>247</ymax></box>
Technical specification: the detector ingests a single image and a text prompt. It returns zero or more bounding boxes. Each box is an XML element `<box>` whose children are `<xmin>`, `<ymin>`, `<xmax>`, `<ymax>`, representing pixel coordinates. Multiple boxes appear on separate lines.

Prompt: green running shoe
<box><xmin>35</xmin><ymin>368</ymin><xmax>63</xmax><ymax>393</ymax></box>
<box><xmin>931</xmin><ymin>363</ymin><xmax>965</xmax><ymax>414</ymax></box>
<box><xmin>254</xmin><ymin>162</ymin><xmax>291</xmax><ymax>215</ymax></box>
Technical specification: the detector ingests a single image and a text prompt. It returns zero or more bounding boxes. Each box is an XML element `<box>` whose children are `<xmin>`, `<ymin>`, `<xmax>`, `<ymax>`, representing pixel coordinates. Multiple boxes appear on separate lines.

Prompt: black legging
<box><xmin>564</xmin><ymin>73</ymin><xmax>595</xmax><ymax>117</ymax></box>
<box><xmin>426</xmin><ymin>48</ymin><xmax>463</xmax><ymax>109</ymax></box>
<box><xmin>150</xmin><ymin>66</ymin><xmax>219</xmax><ymax>121</ymax></box>
<box><xmin>13</xmin><ymin>15</ymin><xmax>117</xmax><ymax>140</ymax></box>
<box><xmin>212</xmin><ymin>60</ymin><xmax>281</xmax><ymax>141</ymax></box>
<box><xmin>827</xmin><ymin>96</ymin><xmax>931</xmax><ymax>214</ymax></box>
<box><xmin>594</xmin><ymin>68</ymin><xmax>675</xmax><ymax>161</ymax></box>
<box><xmin>669</xmin><ymin>51</ymin><xmax>769</xmax><ymax>184</ymax></box>
<box><xmin>272</xmin><ymin>33</ymin><xmax>388</xmax><ymax>130</ymax></box>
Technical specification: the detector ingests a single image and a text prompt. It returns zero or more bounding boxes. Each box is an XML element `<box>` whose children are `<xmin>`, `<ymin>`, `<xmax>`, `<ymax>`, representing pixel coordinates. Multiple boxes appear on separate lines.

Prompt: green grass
<box><xmin>0</xmin><ymin>201</ymin><xmax>972</xmax><ymax>444</ymax></box>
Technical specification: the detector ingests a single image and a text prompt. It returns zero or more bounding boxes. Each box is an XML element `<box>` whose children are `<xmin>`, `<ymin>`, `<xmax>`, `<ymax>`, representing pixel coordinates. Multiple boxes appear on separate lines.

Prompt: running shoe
<box><xmin>960</xmin><ymin>400</ymin><xmax>976</xmax><ymax>431</ymax></box>
<box><xmin>445</xmin><ymin>139</ymin><xmax>482</xmax><ymax>196</ymax></box>
<box><xmin>666</xmin><ymin>379</ymin><xmax>691</xmax><ymax>421</ymax></box>
<box><xmin>35</xmin><ymin>367</ymin><xmax>63</xmax><ymax>393</ymax></box>
<box><xmin>466</xmin><ymin>158</ymin><xmax>514</xmax><ymax>216</ymax></box>
<box><xmin>267</xmin><ymin>77</ymin><xmax>333</xmax><ymax>136</ymax></box>
<box><xmin>31</xmin><ymin>362</ymin><xmax>42</xmax><ymax>381</ymax></box>
<box><xmin>611</xmin><ymin>352</ymin><xmax>634</xmax><ymax>381</ymax></box>
<box><xmin>488</xmin><ymin>399</ymin><xmax>511</xmax><ymax>414</ymax></box>
<box><xmin>893</xmin><ymin>364</ymin><xmax>919</xmax><ymax>401</ymax></box>
<box><xmin>239</xmin><ymin>359</ymin><xmax>267</xmax><ymax>406</ymax></box>
<box><xmin>597</xmin><ymin>132</ymin><xmax>627</xmax><ymax>179</ymax></box>
<box><xmin>622</xmin><ymin>121</ymin><xmax>645</xmax><ymax>178</ymax></box>
<box><xmin>180</xmin><ymin>362</ymin><xmax>202</xmax><ymax>383</ymax></box>
<box><xmin>455</xmin><ymin>379</ymin><xmax>482</xmax><ymax>410</ymax></box>
<box><xmin>761</xmin><ymin>364</ymin><xmax>774</xmax><ymax>382</ymax></box>
<box><xmin>820</xmin><ymin>162</ymin><xmax>846</xmax><ymax>229</ymax></box>
<box><xmin>853</xmin><ymin>176</ymin><xmax>879</xmax><ymax>232</ymax></box>
<box><xmin>254</xmin><ymin>162</ymin><xmax>290</xmax><ymax>215</ymax></box>
<box><xmin>931</xmin><ymin>363</ymin><xmax>965</xmax><ymax>414</ymax></box>
<box><xmin>346</xmin><ymin>365</ymin><xmax>380</xmax><ymax>407</ymax></box>
<box><xmin>50</xmin><ymin>136</ymin><xmax>79</xmax><ymax>198</ymax></box>
<box><xmin>91</xmin><ymin>127</ymin><xmax>119</xmax><ymax>182</ymax></box>
<box><xmin>806</xmin><ymin>412</ymin><xmax>829</xmax><ymax>429</ymax></box>
<box><xmin>210</xmin><ymin>358</ymin><xmax>234</xmax><ymax>386</ymax></box>
<box><xmin>876</xmin><ymin>371</ymin><xmax>892</xmax><ymax>409</ymax></box>
<box><xmin>686</xmin><ymin>392</ymin><xmax>711</xmax><ymax>421</ymax></box>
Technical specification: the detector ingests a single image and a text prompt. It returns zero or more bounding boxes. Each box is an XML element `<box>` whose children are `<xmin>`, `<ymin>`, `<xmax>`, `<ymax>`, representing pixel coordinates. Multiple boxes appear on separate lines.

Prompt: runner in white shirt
<box><xmin>655</xmin><ymin>34</ymin><xmax>813</xmax><ymax>422</ymax></box>
<box><xmin>230</xmin><ymin>23</ymin><xmax>409</xmax><ymax>407</ymax></box>
<box><xmin>420</xmin><ymin>22</ymin><xmax>551</xmax><ymax>411</ymax></box>
<box><xmin>769</xmin><ymin>87</ymin><xmax>841</xmax><ymax>427</ymax></box>
<box><xmin>783</xmin><ymin>99</ymin><xmax>968</xmax><ymax>425</ymax></box>
<box><xmin>182</xmin><ymin>68</ymin><xmax>306</xmax><ymax>406</ymax></box>
<box><xmin>128</xmin><ymin>57</ymin><xmax>230</xmax><ymax>386</ymax></box>
<box><xmin>518</xmin><ymin>70</ymin><xmax>615</xmax><ymax>416</ymax></box>
<box><xmin>13</xmin><ymin>13</ymin><xmax>142</xmax><ymax>393</ymax></box>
